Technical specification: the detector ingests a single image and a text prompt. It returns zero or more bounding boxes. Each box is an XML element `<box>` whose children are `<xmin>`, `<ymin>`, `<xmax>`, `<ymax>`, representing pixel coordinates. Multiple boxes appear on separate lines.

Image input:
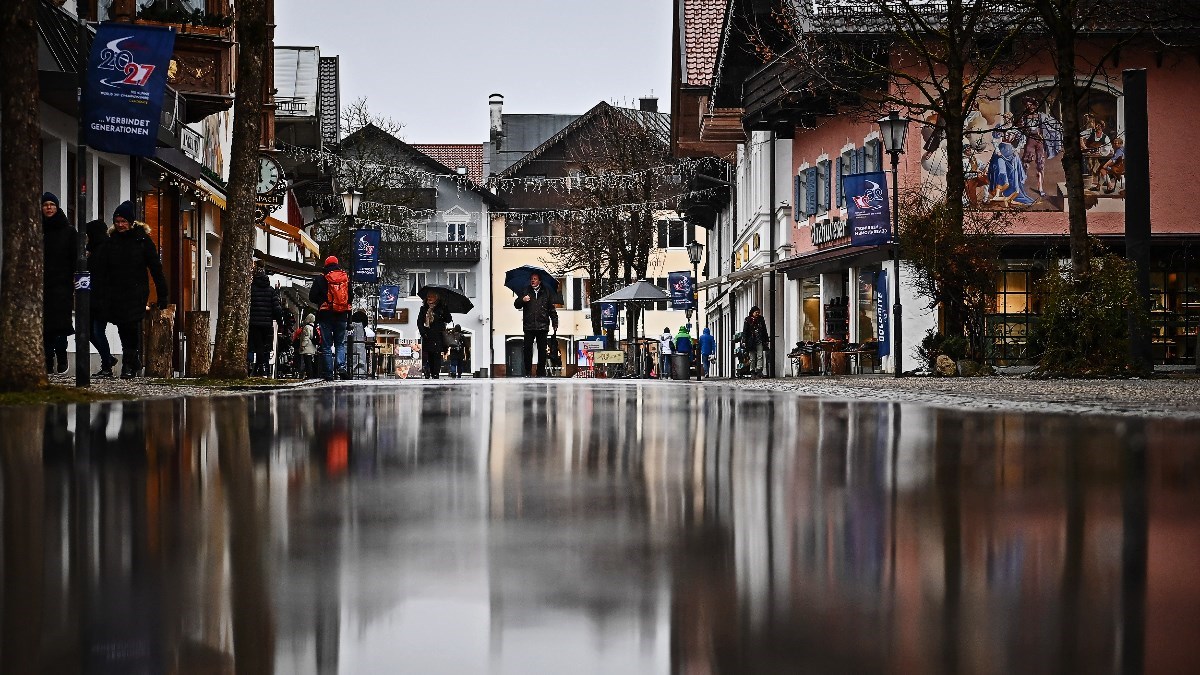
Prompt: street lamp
<box><xmin>340</xmin><ymin>187</ymin><xmax>363</xmax><ymax>226</ymax></box>
<box><xmin>877</xmin><ymin>110</ymin><xmax>911</xmax><ymax>378</ymax></box>
<box><xmin>686</xmin><ymin>238</ymin><xmax>704</xmax><ymax>380</ymax></box>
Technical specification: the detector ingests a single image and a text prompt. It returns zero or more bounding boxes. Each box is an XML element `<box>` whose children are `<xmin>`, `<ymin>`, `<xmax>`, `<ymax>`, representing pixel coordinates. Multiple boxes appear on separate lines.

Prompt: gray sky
<box><xmin>274</xmin><ymin>0</ymin><xmax>673</xmax><ymax>144</ymax></box>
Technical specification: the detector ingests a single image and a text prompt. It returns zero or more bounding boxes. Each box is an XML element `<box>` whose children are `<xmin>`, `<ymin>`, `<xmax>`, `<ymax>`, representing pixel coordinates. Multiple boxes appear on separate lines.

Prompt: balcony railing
<box><xmin>399</xmin><ymin>240</ymin><xmax>481</xmax><ymax>263</ymax></box>
<box><xmin>505</xmin><ymin>235</ymin><xmax>568</xmax><ymax>248</ymax></box>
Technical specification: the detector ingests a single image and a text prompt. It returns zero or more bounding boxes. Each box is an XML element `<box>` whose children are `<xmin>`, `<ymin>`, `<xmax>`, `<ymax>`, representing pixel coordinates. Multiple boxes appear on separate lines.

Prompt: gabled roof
<box><xmin>412</xmin><ymin>144</ymin><xmax>484</xmax><ymax>184</ymax></box>
<box><xmin>681</xmin><ymin>0</ymin><xmax>727</xmax><ymax>87</ymax></box>
<box><xmin>498</xmin><ymin>102</ymin><xmax>671</xmax><ymax>178</ymax></box>
<box><xmin>339</xmin><ymin>125</ymin><xmax>502</xmax><ymax>206</ymax></box>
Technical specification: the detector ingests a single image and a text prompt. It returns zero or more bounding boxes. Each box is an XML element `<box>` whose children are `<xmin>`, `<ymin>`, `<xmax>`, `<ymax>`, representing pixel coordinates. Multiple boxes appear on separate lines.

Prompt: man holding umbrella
<box><xmin>514</xmin><ymin>272</ymin><xmax>559</xmax><ymax>377</ymax></box>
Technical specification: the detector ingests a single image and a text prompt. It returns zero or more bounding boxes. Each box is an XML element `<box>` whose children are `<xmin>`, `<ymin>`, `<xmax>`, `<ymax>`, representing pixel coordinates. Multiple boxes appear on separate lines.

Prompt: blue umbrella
<box><xmin>504</xmin><ymin>265</ymin><xmax>559</xmax><ymax>296</ymax></box>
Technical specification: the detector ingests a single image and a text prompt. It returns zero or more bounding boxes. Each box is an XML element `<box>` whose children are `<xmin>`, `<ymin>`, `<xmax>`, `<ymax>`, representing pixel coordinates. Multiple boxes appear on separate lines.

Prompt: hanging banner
<box><xmin>82</xmin><ymin>22</ymin><xmax>176</xmax><ymax>157</ymax></box>
<box><xmin>379</xmin><ymin>285</ymin><xmax>400</xmax><ymax>318</ymax></box>
<box><xmin>668</xmin><ymin>272</ymin><xmax>694</xmax><ymax>311</ymax></box>
<box><xmin>600</xmin><ymin>302</ymin><xmax>618</xmax><ymax>329</ymax></box>
<box><xmin>352</xmin><ymin>229</ymin><xmax>380</xmax><ymax>282</ymax></box>
<box><xmin>875</xmin><ymin>270</ymin><xmax>891</xmax><ymax>357</ymax></box>
<box><xmin>844</xmin><ymin>171</ymin><xmax>892</xmax><ymax>247</ymax></box>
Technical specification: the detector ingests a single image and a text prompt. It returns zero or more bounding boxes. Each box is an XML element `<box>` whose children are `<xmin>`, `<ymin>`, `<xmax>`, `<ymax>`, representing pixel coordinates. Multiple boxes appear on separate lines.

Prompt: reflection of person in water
<box><xmin>988</xmin><ymin>114</ymin><xmax>1036</xmax><ymax>207</ymax></box>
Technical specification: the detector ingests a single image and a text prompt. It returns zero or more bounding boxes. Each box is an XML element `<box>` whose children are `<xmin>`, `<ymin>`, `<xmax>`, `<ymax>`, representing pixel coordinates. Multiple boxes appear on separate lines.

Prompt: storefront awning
<box><xmin>779</xmin><ymin>245</ymin><xmax>894</xmax><ymax>279</ymax></box>
<box><xmin>254</xmin><ymin>251</ymin><xmax>322</xmax><ymax>280</ymax></box>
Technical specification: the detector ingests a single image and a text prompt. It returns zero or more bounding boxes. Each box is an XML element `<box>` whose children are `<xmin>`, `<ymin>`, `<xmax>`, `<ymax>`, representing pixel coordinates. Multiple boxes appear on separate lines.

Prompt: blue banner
<box><xmin>668</xmin><ymin>272</ymin><xmax>694</xmax><ymax>311</ymax></box>
<box><xmin>844</xmin><ymin>172</ymin><xmax>892</xmax><ymax>247</ymax></box>
<box><xmin>875</xmin><ymin>270</ymin><xmax>890</xmax><ymax>357</ymax></box>
<box><xmin>83</xmin><ymin>23</ymin><xmax>176</xmax><ymax>157</ymax></box>
<box><xmin>352</xmin><ymin>229</ymin><xmax>380</xmax><ymax>282</ymax></box>
<box><xmin>600</xmin><ymin>302</ymin><xmax>618</xmax><ymax>329</ymax></box>
<box><xmin>379</xmin><ymin>285</ymin><xmax>400</xmax><ymax>318</ymax></box>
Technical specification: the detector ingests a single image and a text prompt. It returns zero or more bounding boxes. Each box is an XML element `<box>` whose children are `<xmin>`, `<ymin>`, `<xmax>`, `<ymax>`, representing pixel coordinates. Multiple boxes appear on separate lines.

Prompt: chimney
<box><xmin>489</xmin><ymin>93</ymin><xmax>504</xmax><ymax>149</ymax></box>
<box><xmin>639</xmin><ymin>96</ymin><xmax>658</xmax><ymax>113</ymax></box>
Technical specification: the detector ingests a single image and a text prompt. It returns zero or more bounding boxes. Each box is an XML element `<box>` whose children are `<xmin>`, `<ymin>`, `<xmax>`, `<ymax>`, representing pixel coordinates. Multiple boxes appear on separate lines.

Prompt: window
<box><xmin>752</xmin><ymin>233</ymin><xmax>761</xmax><ymax>251</ymax></box>
<box><xmin>984</xmin><ymin>264</ymin><xmax>1045</xmax><ymax>365</ymax></box>
<box><xmin>571</xmin><ymin>278</ymin><xmax>583</xmax><ymax>310</ymax></box>
<box><xmin>655</xmin><ymin>277</ymin><xmax>669</xmax><ymax>311</ymax></box>
<box><xmin>446</xmin><ymin>221</ymin><xmax>467</xmax><ymax>242</ymax></box>
<box><xmin>446</xmin><ymin>271</ymin><xmax>467</xmax><ymax>293</ymax></box>
<box><xmin>657</xmin><ymin>219</ymin><xmax>688</xmax><ymax>248</ymax></box>
<box><xmin>409</xmin><ymin>271</ymin><xmax>428</xmax><ymax>296</ymax></box>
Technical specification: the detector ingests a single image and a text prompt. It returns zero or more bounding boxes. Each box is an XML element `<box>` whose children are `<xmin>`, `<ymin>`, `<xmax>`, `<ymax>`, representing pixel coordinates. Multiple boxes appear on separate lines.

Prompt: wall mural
<box><xmin>920</xmin><ymin>82</ymin><xmax>1125</xmax><ymax>213</ymax></box>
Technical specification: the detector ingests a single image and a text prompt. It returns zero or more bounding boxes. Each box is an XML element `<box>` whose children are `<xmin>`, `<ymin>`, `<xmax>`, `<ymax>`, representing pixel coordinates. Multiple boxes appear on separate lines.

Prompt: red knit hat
<box><xmin>324</xmin><ymin>256</ymin><xmax>338</xmax><ymax>266</ymax></box>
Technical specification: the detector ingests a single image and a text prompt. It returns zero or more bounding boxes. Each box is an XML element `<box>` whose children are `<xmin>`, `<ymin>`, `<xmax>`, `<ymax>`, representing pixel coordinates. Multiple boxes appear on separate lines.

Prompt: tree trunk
<box><xmin>1055</xmin><ymin>29</ymin><xmax>1091</xmax><ymax>275</ymax></box>
<box><xmin>210</xmin><ymin>0</ymin><xmax>268</xmax><ymax>378</ymax></box>
<box><xmin>0</xmin><ymin>0</ymin><xmax>47</xmax><ymax>391</ymax></box>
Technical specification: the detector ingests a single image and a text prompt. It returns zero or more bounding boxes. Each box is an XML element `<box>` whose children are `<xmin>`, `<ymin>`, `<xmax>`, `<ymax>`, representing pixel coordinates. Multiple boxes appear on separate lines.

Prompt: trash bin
<box><xmin>671</xmin><ymin>353</ymin><xmax>692</xmax><ymax>381</ymax></box>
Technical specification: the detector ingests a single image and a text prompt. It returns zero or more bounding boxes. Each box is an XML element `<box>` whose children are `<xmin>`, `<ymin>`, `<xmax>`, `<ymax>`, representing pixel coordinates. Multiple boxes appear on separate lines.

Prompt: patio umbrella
<box><xmin>504</xmin><ymin>265</ymin><xmax>560</xmax><ymax>296</ymax></box>
<box><xmin>596</xmin><ymin>280</ymin><xmax>669</xmax><ymax>378</ymax></box>
<box><xmin>417</xmin><ymin>285</ymin><xmax>474</xmax><ymax>315</ymax></box>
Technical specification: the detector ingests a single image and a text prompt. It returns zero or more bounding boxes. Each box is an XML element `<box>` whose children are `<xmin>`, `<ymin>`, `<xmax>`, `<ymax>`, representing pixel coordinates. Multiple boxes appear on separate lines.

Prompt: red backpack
<box><xmin>322</xmin><ymin>269</ymin><xmax>351</xmax><ymax>313</ymax></box>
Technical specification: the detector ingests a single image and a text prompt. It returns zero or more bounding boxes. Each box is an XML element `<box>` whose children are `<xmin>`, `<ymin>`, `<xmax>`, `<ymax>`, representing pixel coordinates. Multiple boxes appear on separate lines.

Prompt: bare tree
<box><xmin>0</xmin><ymin>0</ymin><xmax>46</xmax><ymax>391</ymax></box>
<box><xmin>549</xmin><ymin>107</ymin><xmax>676</xmax><ymax>336</ymax></box>
<box><xmin>210</xmin><ymin>0</ymin><xmax>269</xmax><ymax>378</ymax></box>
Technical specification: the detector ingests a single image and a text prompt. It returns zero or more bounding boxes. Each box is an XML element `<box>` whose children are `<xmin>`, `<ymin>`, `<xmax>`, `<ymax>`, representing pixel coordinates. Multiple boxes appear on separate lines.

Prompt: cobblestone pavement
<box><xmin>714</xmin><ymin>374</ymin><xmax>1200</xmax><ymax>419</ymax></box>
<box><xmin>46</xmin><ymin>371</ymin><xmax>1200</xmax><ymax>419</ymax></box>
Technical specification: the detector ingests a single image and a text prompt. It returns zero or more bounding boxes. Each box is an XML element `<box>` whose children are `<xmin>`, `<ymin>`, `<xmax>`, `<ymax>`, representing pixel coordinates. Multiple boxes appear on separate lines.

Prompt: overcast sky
<box><xmin>274</xmin><ymin>0</ymin><xmax>673</xmax><ymax>144</ymax></box>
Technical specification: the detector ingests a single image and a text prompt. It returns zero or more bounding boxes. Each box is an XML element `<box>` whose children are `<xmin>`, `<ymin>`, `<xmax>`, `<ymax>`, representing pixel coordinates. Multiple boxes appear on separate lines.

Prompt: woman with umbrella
<box><xmin>417</xmin><ymin>291</ymin><xmax>451</xmax><ymax>378</ymax></box>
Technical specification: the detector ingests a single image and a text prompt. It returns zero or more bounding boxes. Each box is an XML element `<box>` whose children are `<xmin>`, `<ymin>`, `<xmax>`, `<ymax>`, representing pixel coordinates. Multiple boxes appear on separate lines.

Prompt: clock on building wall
<box><xmin>256</xmin><ymin>154</ymin><xmax>285</xmax><ymax>195</ymax></box>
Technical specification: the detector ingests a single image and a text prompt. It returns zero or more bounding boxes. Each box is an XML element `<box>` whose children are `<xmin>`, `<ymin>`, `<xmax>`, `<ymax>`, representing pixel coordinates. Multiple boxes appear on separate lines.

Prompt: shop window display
<box><xmin>1150</xmin><ymin>262</ymin><xmax>1200</xmax><ymax>365</ymax></box>
<box><xmin>984</xmin><ymin>264</ymin><xmax>1043</xmax><ymax>365</ymax></box>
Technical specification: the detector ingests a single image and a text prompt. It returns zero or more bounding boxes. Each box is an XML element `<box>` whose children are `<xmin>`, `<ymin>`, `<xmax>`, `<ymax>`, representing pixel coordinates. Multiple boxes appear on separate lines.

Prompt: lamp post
<box><xmin>686</xmin><ymin>239</ymin><xmax>704</xmax><ymax>380</ymax></box>
<box><xmin>877</xmin><ymin>111</ymin><xmax>911</xmax><ymax>378</ymax></box>
<box><xmin>340</xmin><ymin>187</ymin><xmax>363</xmax><ymax>235</ymax></box>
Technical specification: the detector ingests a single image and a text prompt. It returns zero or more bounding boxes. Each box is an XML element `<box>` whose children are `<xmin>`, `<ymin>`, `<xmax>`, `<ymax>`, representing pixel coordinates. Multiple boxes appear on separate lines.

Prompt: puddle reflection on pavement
<box><xmin>3</xmin><ymin>382</ymin><xmax>1200</xmax><ymax>673</ymax></box>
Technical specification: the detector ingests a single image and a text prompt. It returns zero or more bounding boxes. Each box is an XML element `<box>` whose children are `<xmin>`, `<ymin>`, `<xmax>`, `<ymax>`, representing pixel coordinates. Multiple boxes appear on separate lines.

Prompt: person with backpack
<box><xmin>447</xmin><ymin>324</ymin><xmax>468</xmax><ymax>378</ymax></box>
<box><xmin>248</xmin><ymin>263</ymin><xmax>283</xmax><ymax>376</ymax></box>
<box><xmin>658</xmin><ymin>327</ymin><xmax>675</xmax><ymax>379</ymax></box>
<box><xmin>309</xmin><ymin>255</ymin><xmax>354</xmax><ymax>381</ymax></box>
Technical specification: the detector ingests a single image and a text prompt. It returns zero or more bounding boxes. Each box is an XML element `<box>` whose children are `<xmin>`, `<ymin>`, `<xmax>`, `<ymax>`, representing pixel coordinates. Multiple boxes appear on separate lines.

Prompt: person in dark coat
<box><xmin>417</xmin><ymin>291</ymin><xmax>452</xmax><ymax>379</ymax></box>
<box><xmin>308</xmin><ymin>255</ymin><xmax>354</xmax><ymax>381</ymax></box>
<box><xmin>42</xmin><ymin>192</ymin><xmax>76</xmax><ymax>374</ymax></box>
<box><xmin>513</xmin><ymin>272</ymin><xmax>559</xmax><ymax>377</ymax></box>
<box><xmin>699</xmin><ymin>327</ymin><xmax>716</xmax><ymax>377</ymax></box>
<box><xmin>742</xmin><ymin>306</ymin><xmax>771</xmax><ymax>377</ymax></box>
<box><xmin>85</xmin><ymin>219</ymin><xmax>118</xmax><ymax>377</ymax></box>
<box><xmin>247</xmin><ymin>263</ymin><xmax>283</xmax><ymax>376</ymax></box>
<box><xmin>92</xmin><ymin>201</ymin><xmax>168</xmax><ymax>378</ymax></box>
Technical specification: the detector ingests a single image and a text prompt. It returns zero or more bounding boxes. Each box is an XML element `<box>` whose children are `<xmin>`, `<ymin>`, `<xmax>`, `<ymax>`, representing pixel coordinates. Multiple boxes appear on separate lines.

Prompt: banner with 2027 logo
<box><xmin>352</xmin><ymin>229</ymin><xmax>381</xmax><ymax>282</ymax></box>
<box><xmin>83</xmin><ymin>23</ymin><xmax>175</xmax><ymax>157</ymax></box>
<box><xmin>844</xmin><ymin>171</ymin><xmax>892</xmax><ymax>247</ymax></box>
<box><xmin>378</xmin><ymin>285</ymin><xmax>400</xmax><ymax>318</ymax></box>
<box><xmin>668</xmin><ymin>272</ymin><xmax>694</xmax><ymax>311</ymax></box>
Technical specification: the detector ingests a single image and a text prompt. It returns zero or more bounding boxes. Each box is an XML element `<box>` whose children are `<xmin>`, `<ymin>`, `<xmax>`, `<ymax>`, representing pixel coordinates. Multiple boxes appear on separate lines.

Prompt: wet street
<box><xmin>3</xmin><ymin>381</ymin><xmax>1200</xmax><ymax>674</ymax></box>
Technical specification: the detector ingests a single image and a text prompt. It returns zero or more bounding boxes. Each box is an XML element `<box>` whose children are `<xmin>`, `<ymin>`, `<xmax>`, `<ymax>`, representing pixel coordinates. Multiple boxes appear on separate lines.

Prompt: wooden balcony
<box><xmin>398</xmin><ymin>241</ymin><xmax>481</xmax><ymax>263</ymax></box>
<box><xmin>133</xmin><ymin>19</ymin><xmax>236</xmax><ymax>123</ymax></box>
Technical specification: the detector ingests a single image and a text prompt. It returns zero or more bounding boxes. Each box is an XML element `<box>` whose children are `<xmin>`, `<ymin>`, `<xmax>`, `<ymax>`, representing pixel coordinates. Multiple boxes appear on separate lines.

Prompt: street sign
<box><xmin>593</xmin><ymin>350</ymin><xmax>626</xmax><ymax>364</ymax></box>
<box><xmin>580</xmin><ymin>340</ymin><xmax>604</xmax><ymax>351</ymax></box>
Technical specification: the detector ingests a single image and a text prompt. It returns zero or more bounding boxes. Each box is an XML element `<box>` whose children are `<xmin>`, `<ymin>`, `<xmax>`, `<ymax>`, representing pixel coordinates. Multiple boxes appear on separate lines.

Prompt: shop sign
<box><xmin>811</xmin><ymin>218</ymin><xmax>848</xmax><ymax>247</ymax></box>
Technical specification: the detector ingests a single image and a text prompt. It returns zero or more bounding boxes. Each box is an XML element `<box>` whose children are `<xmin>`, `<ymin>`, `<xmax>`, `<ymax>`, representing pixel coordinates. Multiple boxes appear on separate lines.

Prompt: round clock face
<box><xmin>257</xmin><ymin>155</ymin><xmax>283</xmax><ymax>195</ymax></box>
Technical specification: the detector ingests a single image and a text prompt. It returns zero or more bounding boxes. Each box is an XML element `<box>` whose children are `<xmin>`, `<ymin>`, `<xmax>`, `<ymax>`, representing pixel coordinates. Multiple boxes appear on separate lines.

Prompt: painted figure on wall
<box><xmin>1016</xmin><ymin>96</ymin><xmax>1064</xmax><ymax>197</ymax></box>
<box><xmin>986</xmin><ymin>113</ymin><xmax>1036</xmax><ymax>207</ymax></box>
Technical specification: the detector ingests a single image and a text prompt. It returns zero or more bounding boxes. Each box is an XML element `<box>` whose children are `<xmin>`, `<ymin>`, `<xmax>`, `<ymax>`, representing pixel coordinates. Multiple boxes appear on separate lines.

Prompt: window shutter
<box><xmin>857</xmin><ymin>147</ymin><xmax>867</xmax><ymax>174</ymax></box>
<box><xmin>686</xmin><ymin>222</ymin><xmax>695</xmax><ymax>246</ymax></box>
<box><xmin>572</xmin><ymin>278</ymin><xmax>582</xmax><ymax>309</ymax></box>
<box><xmin>805</xmin><ymin>167</ymin><xmax>818</xmax><ymax>216</ymax></box>
<box><xmin>836</xmin><ymin>156</ymin><xmax>844</xmax><ymax>207</ymax></box>
<box><xmin>822</xmin><ymin>160</ymin><xmax>832</xmax><ymax>211</ymax></box>
<box><xmin>871</xmin><ymin>140</ymin><xmax>883</xmax><ymax>170</ymax></box>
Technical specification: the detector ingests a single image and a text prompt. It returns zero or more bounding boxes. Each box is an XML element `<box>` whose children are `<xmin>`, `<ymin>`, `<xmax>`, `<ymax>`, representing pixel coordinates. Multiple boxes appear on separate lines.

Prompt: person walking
<box><xmin>742</xmin><ymin>306</ymin><xmax>771</xmax><ymax>377</ymax></box>
<box><xmin>447</xmin><ymin>324</ymin><xmax>467</xmax><ymax>378</ymax></box>
<box><xmin>248</xmin><ymin>263</ymin><xmax>283</xmax><ymax>376</ymax></box>
<box><xmin>91</xmin><ymin>201</ymin><xmax>168</xmax><ymax>379</ymax></box>
<box><xmin>41</xmin><ymin>192</ymin><xmax>76</xmax><ymax>374</ymax></box>
<box><xmin>297</xmin><ymin>312</ymin><xmax>318</xmax><ymax>379</ymax></box>
<box><xmin>309</xmin><ymin>255</ymin><xmax>353</xmax><ymax>381</ymax></box>
<box><xmin>699</xmin><ymin>327</ymin><xmax>716</xmax><ymax>377</ymax></box>
<box><xmin>417</xmin><ymin>291</ymin><xmax>451</xmax><ymax>379</ymax></box>
<box><xmin>85</xmin><ymin>219</ymin><xmax>118</xmax><ymax>377</ymax></box>
<box><xmin>513</xmin><ymin>272</ymin><xmax>558</xmax><ymax>377</ymax></box>
<box><xmin>658</xmin><ymin>327</ymin><xmax>675</xmax><ymax>379</ymax></box>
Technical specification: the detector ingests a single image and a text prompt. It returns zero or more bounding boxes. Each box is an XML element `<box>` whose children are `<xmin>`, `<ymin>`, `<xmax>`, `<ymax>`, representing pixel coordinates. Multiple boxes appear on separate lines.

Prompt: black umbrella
<box><xmin>504</xmin><ymin>265</ymin><xmax>559</xmax><ymax>296</ymax></box>
<box><xmin>417</xmin><ymin>285</ymin><xmax>474</xmax><ymax>314</ymax></box>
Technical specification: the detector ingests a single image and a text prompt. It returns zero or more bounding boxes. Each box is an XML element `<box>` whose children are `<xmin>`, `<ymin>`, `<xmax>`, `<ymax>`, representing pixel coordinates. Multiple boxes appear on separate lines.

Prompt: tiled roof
<box><xmin>412</xmin><ymin>144</ymin><xmax>485</xmax><ymax>184</ymax></box>
<box><xmin>683</xmin><ymin>0</ymin><xmax>727</xmax><ymax>87</ymax></box>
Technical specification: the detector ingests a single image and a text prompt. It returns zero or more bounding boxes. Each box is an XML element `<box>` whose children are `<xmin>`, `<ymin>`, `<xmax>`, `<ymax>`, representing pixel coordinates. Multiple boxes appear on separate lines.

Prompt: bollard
<box><xmin>144</xmin><ymin>304</ymin><xmax>175</xmax><ymax>378</ymax></box>
<box><xmin>186</xmin><ymin>311</ymin><xmax>211</xmax><ymax>377</ymax></box>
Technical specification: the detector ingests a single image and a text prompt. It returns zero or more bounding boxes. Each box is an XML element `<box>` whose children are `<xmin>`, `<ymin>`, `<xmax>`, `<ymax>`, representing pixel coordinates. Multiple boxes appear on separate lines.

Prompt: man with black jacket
<box><xmin>513</xmin><ymin>272</ymin><xmax>559</xmax><ymax>377</ymax></box>
<box><xmin>248</xmin><ymin>263</ymin><xmax>283</xmax><ymax>375</ymax></box>
<box><xmin>309</xmin><ymin>256</ymin><xmax>354</xmax><ymax>381</ymax></box>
